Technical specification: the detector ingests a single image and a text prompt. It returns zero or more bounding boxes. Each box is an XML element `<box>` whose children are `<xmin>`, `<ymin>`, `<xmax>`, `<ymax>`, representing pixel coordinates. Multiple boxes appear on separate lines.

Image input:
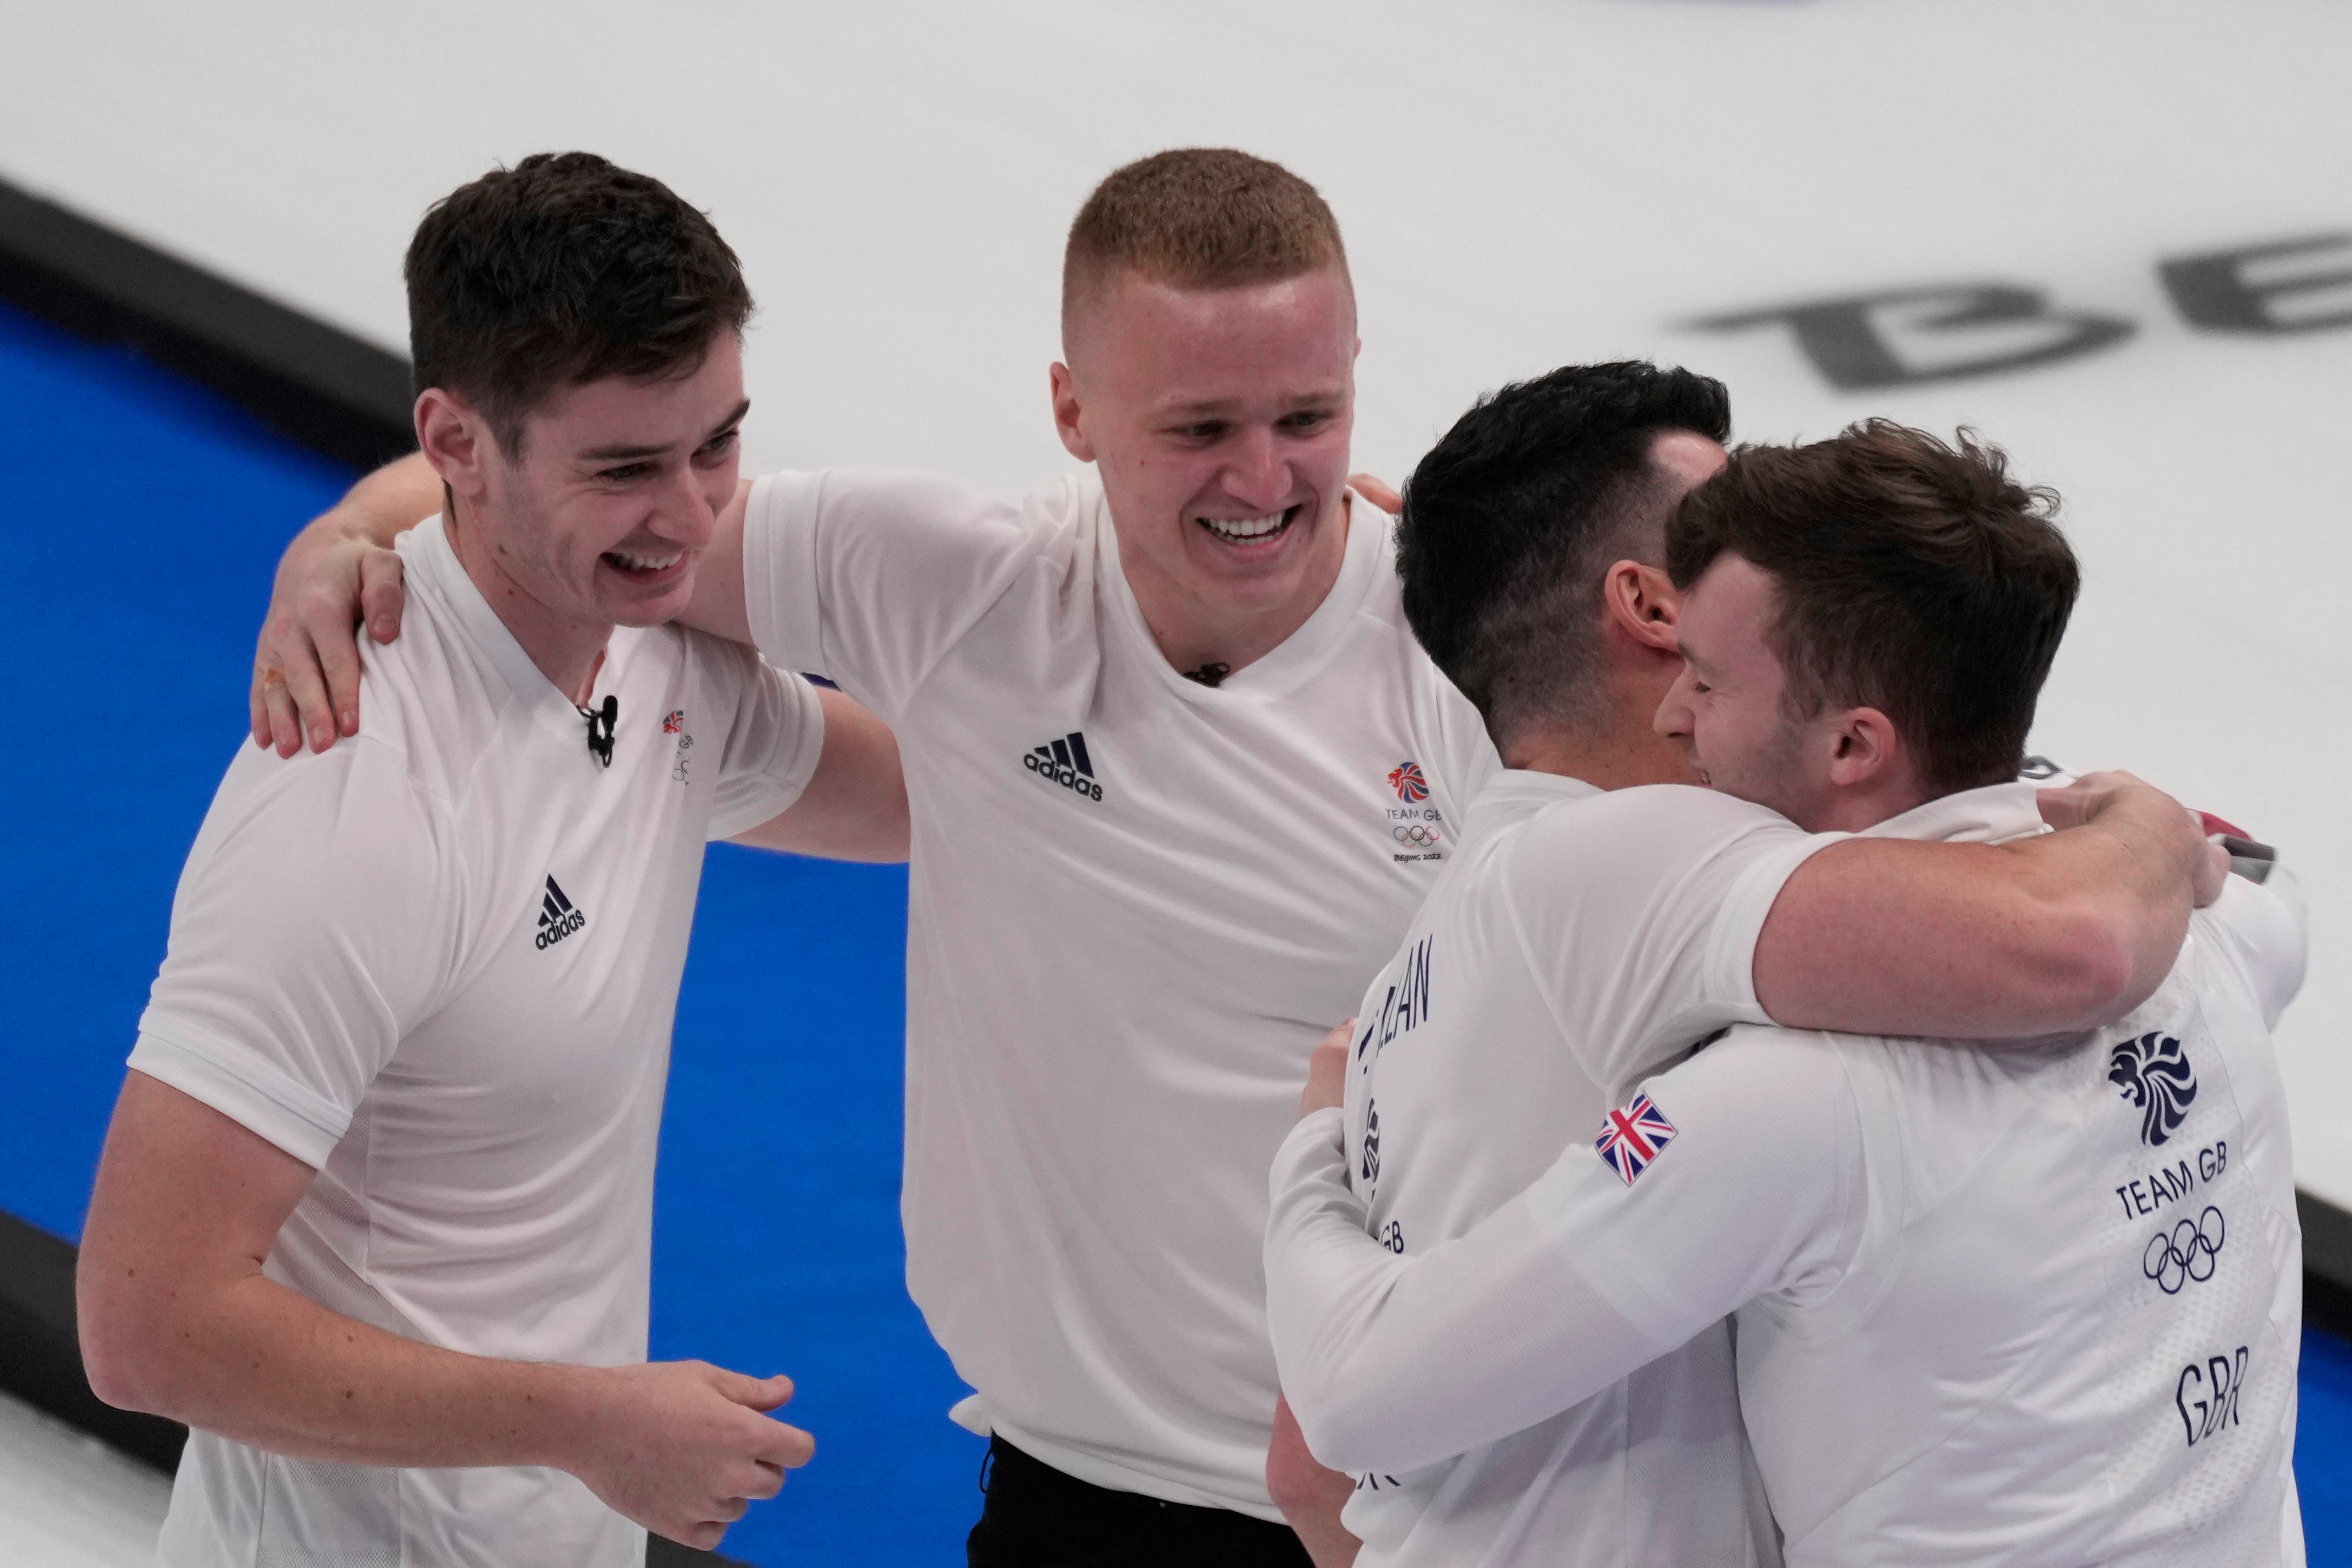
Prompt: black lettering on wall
<box><xmin>1693</xmin><ymin>283</ymin><xmax>2134</xmax><ymax>389</ymax></box>
<box><xmin>2159</xmin><ymin>234</ymin><xmax>2352</xmax><ymax>335</ymax></box>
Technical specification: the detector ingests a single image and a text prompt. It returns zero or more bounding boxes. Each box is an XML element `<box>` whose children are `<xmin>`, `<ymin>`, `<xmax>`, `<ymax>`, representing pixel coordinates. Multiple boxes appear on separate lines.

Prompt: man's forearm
<box><xmin>1268</xmin><ymin>1395</ymin><xmax>1361</xmax><ymax>1568</ymax></box>
<box><xmin>1756</xmin><ymin>776</ymin><xmax>2207</xmax><ymax>1039</ymax></box>
<box><xmin>98</xmin><ymin>1266</ymin><xmax>594</xmax><ymax>1471</ymax></box>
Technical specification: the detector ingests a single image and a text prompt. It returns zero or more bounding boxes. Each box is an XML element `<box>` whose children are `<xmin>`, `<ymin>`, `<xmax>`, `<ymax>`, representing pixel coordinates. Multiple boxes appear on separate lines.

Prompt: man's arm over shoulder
<box><xmin>1266</xmin><ymin>1033</ymin><xmax>1854</xmax><ymax>1474</ymax></box>
<box><xmin>1518</xmin><ymin>771</ymin><xmax>2222</xmax><ymax>1050</ymax></box>
<box><xmin>718</xmin><ymin>468</ymin><xmax>1054</xmax><ymax>724</ymax></box>
<box><xmin>251</xmin><ymin>453</ymin><xmax>441</xmax><ymax>756</ymax></box>
<box><xmin>1756</xmin><ymin>773</ymin><xmax>2223</xmax><ymax>1039</ymax></box>
<box><xmin>252</xmin><ymin>458</ymin><xmax>1047</xmax><ymax>746</ymax></box>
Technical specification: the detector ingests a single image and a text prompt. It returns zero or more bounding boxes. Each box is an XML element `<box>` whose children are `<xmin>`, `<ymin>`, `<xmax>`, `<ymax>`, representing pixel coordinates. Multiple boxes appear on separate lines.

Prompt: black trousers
<box><xmin>967</xmin><ymin>1436</ymin><xmax>1314</xmax><ymax>1568</ymax></box>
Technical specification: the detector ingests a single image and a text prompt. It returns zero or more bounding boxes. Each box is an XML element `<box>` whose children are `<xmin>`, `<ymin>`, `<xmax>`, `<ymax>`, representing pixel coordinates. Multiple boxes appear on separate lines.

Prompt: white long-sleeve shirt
<box><xmin>1272</xmin><ymin>767</ymin><xmax>1844</xmax><ymax>1565</ymax></box>
<box><xmin>1267</xmin><ymin>783</ymin><xmax>2309</xmax><ymax>1567</ymax></box>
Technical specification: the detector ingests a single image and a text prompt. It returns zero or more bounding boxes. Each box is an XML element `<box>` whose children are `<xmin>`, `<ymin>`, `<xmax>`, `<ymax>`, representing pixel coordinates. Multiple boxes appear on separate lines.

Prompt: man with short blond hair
<box><xmin>1061</xmin><ymin>147</ymin><xmax>1346</xmax><ymax>332</ymax></box>
<box><xmin>254</xmin><ymin>157</ymin><xmax>2223</xmax><ymax>1565</ymax></box>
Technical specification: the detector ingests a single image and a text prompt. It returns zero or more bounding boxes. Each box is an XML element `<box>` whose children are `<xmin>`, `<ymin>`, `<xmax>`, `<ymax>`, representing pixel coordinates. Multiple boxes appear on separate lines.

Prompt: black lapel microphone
<box><xmin>580</xmin><ymin>695</ymin><xmax>618</xmax><ymax>768</ymax></box>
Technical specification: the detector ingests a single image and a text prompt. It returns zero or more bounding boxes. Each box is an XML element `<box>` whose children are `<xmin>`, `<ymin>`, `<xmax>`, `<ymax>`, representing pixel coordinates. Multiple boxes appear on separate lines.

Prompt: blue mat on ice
<box><xmin>0</xmin><ymin>293</ymin><xmax>2342</xmax><ymax>1562</ymax></box>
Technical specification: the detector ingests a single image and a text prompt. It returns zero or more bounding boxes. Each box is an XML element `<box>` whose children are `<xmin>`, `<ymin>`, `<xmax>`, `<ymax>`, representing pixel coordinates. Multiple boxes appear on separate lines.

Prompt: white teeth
<box><xmin>607</xmin><ymin>549</ymin><xmax>683</xmax><ymax>572</ymax></box>
<box><xmin>1199</xmin><ymin>511</ymin><xmax>1289</xmax><ymax>541</ymax></box>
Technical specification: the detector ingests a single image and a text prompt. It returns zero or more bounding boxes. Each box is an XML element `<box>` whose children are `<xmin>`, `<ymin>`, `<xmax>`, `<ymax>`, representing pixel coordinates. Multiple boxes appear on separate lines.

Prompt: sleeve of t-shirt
<box><xmin>739</xmin><ymin>467</ymin><xmax>1050</xmax><ymax>723</ymax></box>
<box><xmin>1264</xmin><ymin>1030</ymin><xmax>1858</xmax><ymax>1474</ymax></box>
<box><xmin>696</xmin><ymin>640</ymin><xmax>829</xmax><ymax>843</ymax></box>
<box><xmin>2195</xmin><ymin>866</ymin><xmax>2309</xmax><ymax>1030</ymax></box>
<box><xmin>1505</xmin><ymin>784</ymin><xmax>1845</xmax><ymax>1097</ymax></box>
<box><xmin>126</xmin><ymin>739</ymin><xmax>463</xmax><ymax>1169</ymax></box>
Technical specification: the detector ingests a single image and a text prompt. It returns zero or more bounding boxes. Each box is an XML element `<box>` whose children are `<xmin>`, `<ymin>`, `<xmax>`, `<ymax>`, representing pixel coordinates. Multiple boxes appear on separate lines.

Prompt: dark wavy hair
<box><xmin>405</xmin><ymin>151</ymin><xmax>751</xmax><ymax>452</ymax></box>
<box><xmin>1668</xmin><ymin>420</ymin><xmax>2079</xmax><ymax>793</ymax></box>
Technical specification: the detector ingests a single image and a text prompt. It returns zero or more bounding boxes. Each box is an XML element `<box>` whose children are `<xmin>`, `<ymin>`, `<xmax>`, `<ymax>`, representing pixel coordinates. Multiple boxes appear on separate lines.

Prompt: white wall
<box><xmin>8</xmin><ymin>0</ymin><xmax>2348</xmax><ymax>1196</ymax></box>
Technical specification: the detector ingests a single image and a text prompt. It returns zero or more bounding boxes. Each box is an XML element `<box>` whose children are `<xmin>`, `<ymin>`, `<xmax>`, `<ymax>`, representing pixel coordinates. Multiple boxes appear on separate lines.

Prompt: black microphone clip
<box><xmin>581</xmin><ymin>694</ymin><xmax>618</xmax><ymax>768</ymax></box>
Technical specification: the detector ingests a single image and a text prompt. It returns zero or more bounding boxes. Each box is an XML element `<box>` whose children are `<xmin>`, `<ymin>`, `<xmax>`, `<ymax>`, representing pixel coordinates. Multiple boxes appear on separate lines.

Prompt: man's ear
<box><xmin>1825</xmin><ymin>705</ymin><xmax>1902</xmax><ymax>789</ymax></box>
<box><xmin>415</xmin><ymin>388</ymin><xmax>492</xmax><ymax>499</ymax></box>
<box><xmin>1602</xmin><ymin>561</ymin><xmax>1682</xmax><ymax>653</ymax></box>
<box><xmin>1048</xmin><ymin>361</ymin><xmax>1095</xmax><ymax>463</ymax></box>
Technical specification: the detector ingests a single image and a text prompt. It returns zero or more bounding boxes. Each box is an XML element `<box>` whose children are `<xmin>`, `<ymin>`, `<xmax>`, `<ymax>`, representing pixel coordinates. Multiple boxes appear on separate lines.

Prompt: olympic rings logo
<box><xmin>1393</xmin><ymin>824</ymin><xmax>1441</xmax><ymax>848</ymax></box>
<box><xmin>2144</xmin><ymin>1206</ymin><xmax>2225</xmax><ymax>1294</ymax></box>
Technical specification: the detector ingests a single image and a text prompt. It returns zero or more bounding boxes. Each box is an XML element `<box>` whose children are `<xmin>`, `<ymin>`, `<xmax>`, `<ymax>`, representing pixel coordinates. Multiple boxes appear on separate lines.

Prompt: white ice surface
<box><xmin>3</xmin><ymin>0</ymin><xmax>2348</xmax><ymax>1199</ymax></box>
<box><xmin>0</xmin><ymin>1390</ymin><xmax>168</xmax><ymax>1568</ymax></box>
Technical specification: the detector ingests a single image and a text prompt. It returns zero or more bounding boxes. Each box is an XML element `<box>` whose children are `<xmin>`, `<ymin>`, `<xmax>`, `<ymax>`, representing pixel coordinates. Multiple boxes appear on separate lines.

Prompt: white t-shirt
<box><xmin>129</xmin><ymin>516</ymin><xmax>824</xmax><ymax>1568</ymax></box>
<box><xmin>741</xmin><ymin>469</ymin><xmax>1500</xmax><ymax>1515</ymax></box>
<box><xmin>1265</xmin><ymin>769</ymin><xmax>1832</xmax><ymax>1566</ymax></box>
<box><xmin>1266</xmin><ymin>783</ymin><xmax>2309</xmax><ymax>1568</ymax></box>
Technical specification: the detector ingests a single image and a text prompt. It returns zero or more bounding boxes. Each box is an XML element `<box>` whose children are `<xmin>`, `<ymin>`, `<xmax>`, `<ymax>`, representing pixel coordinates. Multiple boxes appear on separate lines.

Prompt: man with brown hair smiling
<box><xmin>253</xmin><ymin>162</ymin><xmax>2225</xmax><ymax>1564</ymax></box>
<box><xmin>78</xmin><ymin>153</ymin><xmax>909</xmax><ymax>1566</ymax></box>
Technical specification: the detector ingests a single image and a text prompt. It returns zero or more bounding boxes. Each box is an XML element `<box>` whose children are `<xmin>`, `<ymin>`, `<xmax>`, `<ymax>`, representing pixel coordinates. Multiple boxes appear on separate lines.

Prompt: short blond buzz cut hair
<box><xmin>1061</xmin><ymin>148</ymin><xmax>1349</xmax><ymax>348</ymax></box>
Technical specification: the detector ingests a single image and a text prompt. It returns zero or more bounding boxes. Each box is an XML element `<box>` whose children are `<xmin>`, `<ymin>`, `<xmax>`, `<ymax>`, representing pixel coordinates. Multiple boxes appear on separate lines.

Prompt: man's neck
<box><xmin>1502</xmin><ymin>654</ymin><xmax>1695</xmax><ymax>791</ymax></box>
<box><xmin>1124</xmin><ymin>494</ymin><xmax>1352</xmax><ymax>679</ymax></box>
<box><xmin>1805</xmin><ymin>778</ymin><xmax>1941</xmax><ymax>834</ymax></box>
<box><xmin>444</xmin><ymin>501</ymin><xmax>613</xmax><ymax>707</ymax></box>
<box><xmin>1505</xmin><ymin>724</ymin><xmax>1694</xmax><ymax>792</ymax></box>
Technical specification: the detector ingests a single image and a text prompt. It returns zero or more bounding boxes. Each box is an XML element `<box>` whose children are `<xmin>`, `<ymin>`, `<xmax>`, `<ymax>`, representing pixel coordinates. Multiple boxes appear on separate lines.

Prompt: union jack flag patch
<box><xmin>1595</xmin><ymin>1093</ymin><xmax>1677</xmax><ymax>1185</ymax></box>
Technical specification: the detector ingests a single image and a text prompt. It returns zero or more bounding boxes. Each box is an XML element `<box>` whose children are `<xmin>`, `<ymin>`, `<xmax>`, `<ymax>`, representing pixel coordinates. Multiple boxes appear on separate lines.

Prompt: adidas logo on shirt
<box><xmin>1022</xmin><ymin>732</ymin><xmax>1103</xmax><ymax>803</ymax></box>
<box><xmin>534</xmin><ymin>875</ymin><xmax>587</xmax><ymax>950</ymax></box>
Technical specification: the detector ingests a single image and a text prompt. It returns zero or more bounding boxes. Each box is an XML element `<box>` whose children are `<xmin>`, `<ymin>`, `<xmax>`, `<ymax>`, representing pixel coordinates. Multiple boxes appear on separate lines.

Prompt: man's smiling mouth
<box><xmin>602</xmin><ymin>547</ymin><xmax>685</xmax><ymax>578</ymax></box>
<box><xmin>1197</xmin><ymin>505</ymin><xmax>1300</xmax><ymax>544</ymax></box>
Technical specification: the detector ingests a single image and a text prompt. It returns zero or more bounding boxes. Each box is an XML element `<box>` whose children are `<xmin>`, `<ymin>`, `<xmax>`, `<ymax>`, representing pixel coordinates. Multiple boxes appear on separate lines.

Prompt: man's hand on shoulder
<box><xmin>2036</xmin><ymin>770</ymin><xmax>2228</xmax><ymax>908</ymax></box>
<box><xmin>250</xmin><ymin>453</ymin><xmax>440</xmax><ymax>757</ymax></box>
<box><xmin>1348</xmin><ymin>473</ymin><xmax>1402</xmax><ymax>514</ymax></box>
<box><xmin>563</xmin><ymin>1360</ymin><xmax>815</xmax><ymax>1551</ymax></box>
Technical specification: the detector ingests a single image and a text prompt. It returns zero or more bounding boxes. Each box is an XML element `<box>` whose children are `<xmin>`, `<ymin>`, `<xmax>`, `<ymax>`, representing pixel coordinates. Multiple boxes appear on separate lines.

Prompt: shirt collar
<box><xmin>1094</xmin><ymin>483</ymin><xmax>1391</xmax><ymax>702</ymax></box>
<box><xmin>397</xmin><ymin>514</ymin><xmax>591</xmax><ymax>741</ymax></box>
<box><xmin>1466</xmin><ymin>768</ymin><xmax>1605</xmax><ymax>828</ymax></box>
<box><xmin>1857</xmin><ymin>780</ymin><xmax>2050</xmax><ymax>845</ymax></box>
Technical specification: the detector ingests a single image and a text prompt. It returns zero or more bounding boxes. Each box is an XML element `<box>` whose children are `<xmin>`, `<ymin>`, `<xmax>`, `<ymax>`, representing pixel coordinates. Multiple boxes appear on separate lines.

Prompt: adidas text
<box><xmin>1023</xmin><ymin>733</ymin><xmax>1103</xmax><ymax>803</ymax></box>
<box><xmin>535</xmin><ymin>876</ymin><xmax>587</xmax><ymax>950</ymax></box>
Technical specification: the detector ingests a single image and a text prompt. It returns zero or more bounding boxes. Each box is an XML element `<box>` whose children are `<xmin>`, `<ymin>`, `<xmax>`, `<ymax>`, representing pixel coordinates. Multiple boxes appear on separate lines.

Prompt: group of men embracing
<box><xmin>74</xmin><ymin>145</ymin><xmax>2307</xmax><ymax>1567</ymax></box>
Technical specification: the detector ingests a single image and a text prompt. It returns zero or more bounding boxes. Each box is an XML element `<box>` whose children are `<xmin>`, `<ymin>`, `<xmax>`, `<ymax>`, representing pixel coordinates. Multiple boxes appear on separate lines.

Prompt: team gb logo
<box><xmin>2109</xmin><ymin>1031</ymin><xmax>2197</xmax><ymax>1147</ymax></box>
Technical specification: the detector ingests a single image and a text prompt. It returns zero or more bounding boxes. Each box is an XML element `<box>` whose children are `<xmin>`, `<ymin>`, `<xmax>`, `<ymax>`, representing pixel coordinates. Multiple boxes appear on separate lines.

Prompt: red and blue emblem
<box><xmin>1595</xmin><ymin>1093</ymin><xmax>1677</xmax><ymax>1185</ymax></box>
<box><xmin>1388</xmin><ymin>761</ymin><xmax>1429</xmax><ymax>803</ymax></box>
<box><xmin>663</xmin><ymin>709</ymin><xmax>685</xmax><ymax>735</ymax></box>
